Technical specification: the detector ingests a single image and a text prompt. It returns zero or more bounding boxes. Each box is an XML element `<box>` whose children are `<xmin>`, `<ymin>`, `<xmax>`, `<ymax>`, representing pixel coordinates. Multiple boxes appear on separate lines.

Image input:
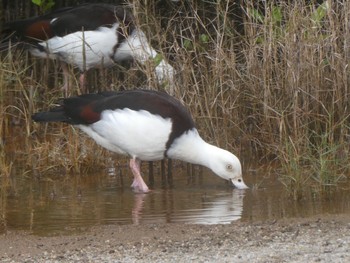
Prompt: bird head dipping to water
<box><xmin>208</xmin><ymin>148</ymin><xmax>247</xmax><ymax>189</ymax></box>
<box><xmin>166</xmin><ymin>129</ymin><xmax>248</xmax><ymax>190</ymax></box>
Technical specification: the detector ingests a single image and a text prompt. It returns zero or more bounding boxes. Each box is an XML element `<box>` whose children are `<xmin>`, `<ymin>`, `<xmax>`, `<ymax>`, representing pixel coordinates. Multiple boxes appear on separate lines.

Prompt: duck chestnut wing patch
<box><xmin>62</xmin><ymin>95</ymin><xmax>104</xmax><ymax>124</ymax></box>
<box><xmin>24</xmin><ymin>20</ymin><xmax>54</xmax><ymax>41</ymax></box>
<box><xmin>77</xmin><ymin>104</ymin><xmax>101</xmax><ymax>124</ymax></box>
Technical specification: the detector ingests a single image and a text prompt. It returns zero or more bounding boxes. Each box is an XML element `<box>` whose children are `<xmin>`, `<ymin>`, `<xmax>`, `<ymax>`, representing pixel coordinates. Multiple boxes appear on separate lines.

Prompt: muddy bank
<box><xmin>0</xmin><ymin>215</ymin><xmax>349</xmax><ymax>262</ymax></box>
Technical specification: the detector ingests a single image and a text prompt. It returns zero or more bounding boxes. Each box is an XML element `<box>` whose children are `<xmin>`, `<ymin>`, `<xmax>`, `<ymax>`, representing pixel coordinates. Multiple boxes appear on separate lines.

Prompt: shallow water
<box><xmin>1</xmin><ymin>161</ymin><xmax>350</xmax><ymax>236</ymax></box>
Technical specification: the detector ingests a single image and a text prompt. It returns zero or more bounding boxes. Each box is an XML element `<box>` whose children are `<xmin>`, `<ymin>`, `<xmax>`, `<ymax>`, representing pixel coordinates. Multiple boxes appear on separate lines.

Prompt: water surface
<box><xmin>1</xmin><ymin>162</ymin><xmax>350</xmax><ymax>236</ymax></box>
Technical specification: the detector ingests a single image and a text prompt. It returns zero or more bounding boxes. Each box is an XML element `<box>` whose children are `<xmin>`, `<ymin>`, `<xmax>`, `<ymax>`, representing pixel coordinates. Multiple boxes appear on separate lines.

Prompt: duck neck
<box><xmin>167</xmin><ymin>129</ymin><xmax>218</xmax><ymax>169</ymax></box>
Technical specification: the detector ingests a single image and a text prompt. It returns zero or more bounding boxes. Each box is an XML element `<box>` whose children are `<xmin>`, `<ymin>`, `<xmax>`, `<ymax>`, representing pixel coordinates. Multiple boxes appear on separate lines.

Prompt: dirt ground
<box><xmin>0</xmin><ymin>214</ymin><xmax>349</xmax><ymax>262</ymax></box>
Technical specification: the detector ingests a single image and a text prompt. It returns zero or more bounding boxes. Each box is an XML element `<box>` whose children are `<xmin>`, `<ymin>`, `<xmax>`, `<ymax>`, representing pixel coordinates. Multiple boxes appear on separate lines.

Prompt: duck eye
<box><xmin>226</xmin><ymin>164</ymin><xmax>233</xmax><ymax>171</ymax></box>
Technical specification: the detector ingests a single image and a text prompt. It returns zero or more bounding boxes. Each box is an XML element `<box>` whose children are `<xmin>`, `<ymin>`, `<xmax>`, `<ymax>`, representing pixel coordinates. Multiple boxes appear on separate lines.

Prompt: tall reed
<box><xmin>1</xmin><ymin>1</ymin><xmax>349</xmax><ymax>195</ymax></box>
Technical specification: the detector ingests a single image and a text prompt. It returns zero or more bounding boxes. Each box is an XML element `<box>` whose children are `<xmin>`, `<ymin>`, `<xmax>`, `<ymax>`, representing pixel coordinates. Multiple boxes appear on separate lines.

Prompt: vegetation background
<box><xmin>0</xmin><ymin>0</ymin><xmax>349</xmax><ymax>199</ymax></box>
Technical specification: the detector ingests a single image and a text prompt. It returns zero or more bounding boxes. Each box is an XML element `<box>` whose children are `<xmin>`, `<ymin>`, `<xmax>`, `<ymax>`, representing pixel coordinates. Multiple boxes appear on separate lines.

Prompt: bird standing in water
<box><xmin>32</xmin><ymin>89</ymin><xmax>248</xmax><ymax>192</ymax></box>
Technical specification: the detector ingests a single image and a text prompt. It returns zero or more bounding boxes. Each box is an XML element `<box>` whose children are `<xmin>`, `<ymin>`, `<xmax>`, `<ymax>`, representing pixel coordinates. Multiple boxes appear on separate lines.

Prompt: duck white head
<box><xmin>207</xmin><ymin>147</ymin><xmax>248</xmax><ymax>189</ymax></box>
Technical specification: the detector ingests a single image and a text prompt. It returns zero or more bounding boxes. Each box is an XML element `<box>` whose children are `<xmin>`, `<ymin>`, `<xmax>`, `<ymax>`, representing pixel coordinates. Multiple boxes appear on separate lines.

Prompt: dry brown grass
<box><xmin>1</xmin><ymin>1</ymin><xmax>349</xmax><ymax>194</ymax></box>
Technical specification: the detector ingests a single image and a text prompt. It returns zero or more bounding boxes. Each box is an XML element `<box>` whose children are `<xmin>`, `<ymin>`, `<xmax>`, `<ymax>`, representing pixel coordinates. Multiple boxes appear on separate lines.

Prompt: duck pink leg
<box><xmin>60</xmin><ymin>62</ymin><xmax>70</xmax><ymax>97</ymax></box>
<box><xmin>79</xmin><ymin>72</ymin><xmax>86</xmax><ymax>94</ymax></box>
<box><xmin>130</xmin><ymin>158</ymin><xmax>150</xmax><ymax>193</ymax></box>
<box><xmin>60</xmin><ymin>62</ymin><xmax>86</xmax><ymax>95</ymax></box>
